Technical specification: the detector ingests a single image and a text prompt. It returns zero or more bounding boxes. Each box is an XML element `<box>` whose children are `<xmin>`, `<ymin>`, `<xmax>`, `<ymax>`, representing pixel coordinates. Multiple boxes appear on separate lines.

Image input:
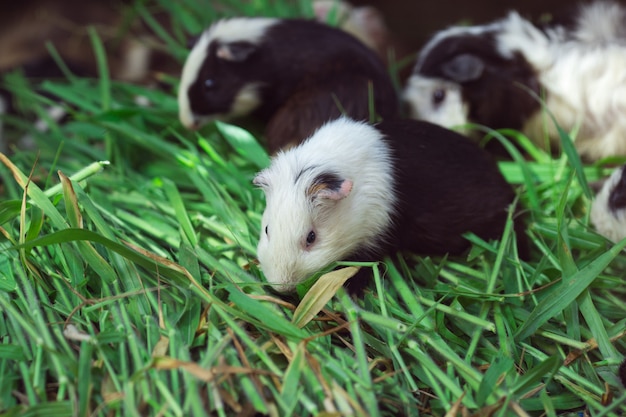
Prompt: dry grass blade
<box><xmin>444</xmin><ymin>393</ymin><xmax>466</xmax><ymax>417</ymax></box>
<box><xmin>152</xmin><ymin>356</ymin><xmax>276</xmax><ymax>382</ymax></box>
<box><xmin>292</xmin><ymin>266</ymin><xmax>359</xmax><ymax>328</ymax></box>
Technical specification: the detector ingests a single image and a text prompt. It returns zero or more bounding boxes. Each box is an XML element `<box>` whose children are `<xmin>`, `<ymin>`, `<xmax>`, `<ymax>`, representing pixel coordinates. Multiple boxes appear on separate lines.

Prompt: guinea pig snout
<box><xmin>264</xmin><ymin>270</ymin><xmax>298</xmax><ymax>293</ymax></box>
<box><xmin>259</xmin><ymin>257</ymin><xmax>301</xmax><ymax>293</ymax></box>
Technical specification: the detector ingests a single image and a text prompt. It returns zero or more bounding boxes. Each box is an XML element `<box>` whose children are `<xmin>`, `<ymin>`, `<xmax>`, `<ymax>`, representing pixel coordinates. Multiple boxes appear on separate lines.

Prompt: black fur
<box><xmin>385</xmin><ymin>119</ymin><xmax>527</xmax><ymax>255</ymax></box>
<box><xmin>294</xmin><ymin>165</ymin><xmax>318</xmax><ymax>185</ymax></box>
<box><xmin>418</xmin><ymin>33</ymin><xmax>541</xmax><ymax>132</ymax></box>
<box><xmin>187</xmin><ymin>40</ymin><xmax>254</xmax><ymax>116</ymax></box>
<box><xmin>609</xmin><ymin>166</ymin><xmax>626</xmax><ymax>213</ymax></box>
<box><xmin>347</xmin><ymin>119</ymin><xmax>528</xmax><ymax>293</ymax></box>
<box><xmin>310</xmin><ymin>172</ymin><xmax>344</xmax><ymax>192</ymax></box>
<box><xmin>187</xmin><ymin>19</ymin><xmax>399</xmax><ymax>153</ymax></box>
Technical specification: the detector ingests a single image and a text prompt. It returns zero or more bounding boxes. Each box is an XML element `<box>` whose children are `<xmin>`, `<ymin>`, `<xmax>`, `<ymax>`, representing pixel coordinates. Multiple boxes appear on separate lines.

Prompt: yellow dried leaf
<box><xmin>292</xmin><ymin>267</ymin><xmax>359</xmax><ymax>328</ymax></box>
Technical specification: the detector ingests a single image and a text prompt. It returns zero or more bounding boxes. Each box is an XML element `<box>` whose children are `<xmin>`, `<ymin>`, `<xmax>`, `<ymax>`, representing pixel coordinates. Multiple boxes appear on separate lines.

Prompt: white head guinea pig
<box><xmin>253</xmin><ymin>117</ymin><xmax>395</xmax><ymax>292</ymax></box>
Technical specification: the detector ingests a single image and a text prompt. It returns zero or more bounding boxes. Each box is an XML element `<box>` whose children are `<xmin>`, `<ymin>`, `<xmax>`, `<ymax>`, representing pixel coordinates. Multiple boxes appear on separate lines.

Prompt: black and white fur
<box><xmin>178</xmin><ymin>17</ymin><xmax>398</xmax><ymax>153</ymax></box>
<box><xmin>403</xmin><ymin>1</ymin><xmax>626</xmax><ymax>161</ymax></box>
<box><xmin>591</xmin><ymin>165</ymin><xmax>626</xmax><ymax>242</ymax></box>
<box><xmin>254</xmin><ymin>117</ymin><xmax>527</xmax><ymax>292</ymax></box>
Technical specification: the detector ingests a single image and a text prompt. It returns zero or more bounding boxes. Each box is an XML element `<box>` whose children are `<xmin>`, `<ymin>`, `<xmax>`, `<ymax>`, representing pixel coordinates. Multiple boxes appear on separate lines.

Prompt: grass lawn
<box><xmin>1</xmin><ymin>1</ymin><xmax>626</xmax><ymax>416</ymax></box>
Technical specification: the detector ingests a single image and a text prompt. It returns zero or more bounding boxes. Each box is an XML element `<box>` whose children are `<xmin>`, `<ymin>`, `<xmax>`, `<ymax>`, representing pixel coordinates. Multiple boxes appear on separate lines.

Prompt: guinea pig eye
<box><xmin>432</xmin><ymin>89</ymin><xmax>446</xmax><ymax>106</ymax></box>
<box><xmin>204</xmin><ymin>79</ymin><xmax>215</xmax><ymax>91</ymax></box>
<box><xmin>305</xmin><ymin>230</ymin><xmax>316</xmax><ymax>247</ymax></box>
<box><xmin>265</xmin><ymin>225</ymin><xmax>269</xmax><ymax>237</ymax></box>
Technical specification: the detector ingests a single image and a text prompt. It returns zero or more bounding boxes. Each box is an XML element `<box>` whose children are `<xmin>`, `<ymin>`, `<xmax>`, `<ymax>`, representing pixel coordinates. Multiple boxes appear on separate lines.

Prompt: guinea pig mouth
<box><xmin>262</xmin><ymin>269</ymin><xmax>302</xmax><ymax>294</ymax></box>
<box><xmin>269</xmin><ymin>282</ymin><xmax>297</xmax><ymax>293</ymax></box>
<box><xmin>185</xmin><ymin>119</ymin><xmax>201</xmax><ymax>130</ymax></box>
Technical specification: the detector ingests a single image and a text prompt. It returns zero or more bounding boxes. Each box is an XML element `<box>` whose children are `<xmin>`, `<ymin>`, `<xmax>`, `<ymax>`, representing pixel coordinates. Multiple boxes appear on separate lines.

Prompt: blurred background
<box><xmin>0</xmin><ymin>0</ymin><xmax>577</xmax><ymax>87</ymax></box>
<box><xmin>0</xmin><ymin>0</ymin><xmax>588</xmax><ymax>156</ymax></box>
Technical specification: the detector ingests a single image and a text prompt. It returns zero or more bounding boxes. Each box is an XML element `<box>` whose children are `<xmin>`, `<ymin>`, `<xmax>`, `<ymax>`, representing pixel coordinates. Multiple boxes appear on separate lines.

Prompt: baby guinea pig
<box><xmin>178</xmin><ymin>17</ymin><xmax>399</xmax><ymax>153</ymax></box>
<box><xmin>253</xmin><ymin>117</ymin><xmax>528</xmax><ymax>293</ymax></box>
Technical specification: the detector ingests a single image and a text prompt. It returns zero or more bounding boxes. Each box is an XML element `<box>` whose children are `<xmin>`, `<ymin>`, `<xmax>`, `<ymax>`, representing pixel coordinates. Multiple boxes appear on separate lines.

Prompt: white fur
<box><xmin>178</xmin><ymin>17</ymin><xmax>277</xmax><ymax>129</ymax></box>
<box><xmin>526</xmin><ymin>42</ymin><xmax>626</xmax><ymax>160</ymax></box>
<box><xmin>405</xmin><ymin>2</ymin><xmax>626</xmax><ymax>161</ymax></box>
<box><xmin>255</xmin><ymin>117</ymin><xmax>396</xmax><ymax>292</ymax></box>
<box><xmin>591</xmin><ymin>166</ymin><xmax>626</xmax><ymax>242</ymax></box>
<box><xmin>229</xmin><ymin>82</ymin><xmax>263</xmax><ymax>117</ymax></box>
<box><xmin>495</xmin><ymin>12</ymin><xmax>554</xmax><ymax>70</ymax></box>
<box><xmin>572</xmin><ymin>1</ymin><xmax>626</xmax><ymax>44</ymax></box>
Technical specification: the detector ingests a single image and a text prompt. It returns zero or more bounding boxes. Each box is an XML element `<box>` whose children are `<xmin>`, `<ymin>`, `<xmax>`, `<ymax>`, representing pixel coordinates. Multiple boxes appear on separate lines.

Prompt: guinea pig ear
<box><xmin>216</xmin><ymin>41</ymin><xmax>257</xmax><ymax>62</ymax></box>
<box><xmin>253</xmin><ymin>170</ymin><xmax>270</xmax><ymax>189</ymax></box>
<box><xmin>441</xmin><ymin>53</ymin><xmax>484</xmax><ymax>83</ymax></box>
<box><xmin>308</xmin><ymin>173</ymin><xmax>353</xmax><ymax>201</ymax></box>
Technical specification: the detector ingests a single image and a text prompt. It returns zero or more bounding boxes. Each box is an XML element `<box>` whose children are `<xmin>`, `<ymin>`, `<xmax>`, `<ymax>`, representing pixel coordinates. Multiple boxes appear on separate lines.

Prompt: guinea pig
<box><xmin>403</xmin><ymin>1</ymin><xmax>626</xmax><ymax>162</ymax></box>
<box><xmin>591</xmin><ymin>165</ymin><xmax>626</xmax><ymax>243</ymax></box>
<box><xmin>253</xmin><ymin>117</ymin><xmax>528</xmax><ymax>293</ymax></box>
<box><xmin>178</xmin><ymin>17</ymin><xmax>399</xmax><ymax>153</ymax></box>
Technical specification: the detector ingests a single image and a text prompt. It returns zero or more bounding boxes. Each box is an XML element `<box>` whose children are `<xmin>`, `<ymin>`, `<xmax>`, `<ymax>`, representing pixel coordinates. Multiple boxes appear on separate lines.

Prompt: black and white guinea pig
<box><xmin>403</xmin><ymin>1</ymin><xmax>626</xmax><ymax>162</ymax></box>
<box><xmin>591</xmin><ymin>165</ymin><xmax>626</xmax><ymax>242</ymax></box>
<box><xmin>253</xmin><ymin>117</ymin><xmax>528</xmax><ymax>293</ymax></box>
<box><xmin>178</xmin><ymin>17</ymin><xmax>399</xmax><ymax>153</ymax></box>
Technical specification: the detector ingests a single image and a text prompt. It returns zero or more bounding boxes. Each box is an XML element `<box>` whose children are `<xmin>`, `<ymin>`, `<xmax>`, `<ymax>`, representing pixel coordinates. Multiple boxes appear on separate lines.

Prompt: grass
<box><xmin>1</xmin><ymin>0</ymin><xmax>626</xmax><ymax>416</ymax></box>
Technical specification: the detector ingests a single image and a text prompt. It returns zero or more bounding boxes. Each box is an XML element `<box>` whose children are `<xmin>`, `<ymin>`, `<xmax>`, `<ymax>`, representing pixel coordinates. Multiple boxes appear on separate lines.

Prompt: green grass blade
<box><xmin>515</xmin><ymin>237</ymin><xmax>626</xmax><ymax>340</ymax></box>
<box><xmin>215</xmin><ymin>121</ymin><xmax>270</xmax><ymax>169</ymax></box>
